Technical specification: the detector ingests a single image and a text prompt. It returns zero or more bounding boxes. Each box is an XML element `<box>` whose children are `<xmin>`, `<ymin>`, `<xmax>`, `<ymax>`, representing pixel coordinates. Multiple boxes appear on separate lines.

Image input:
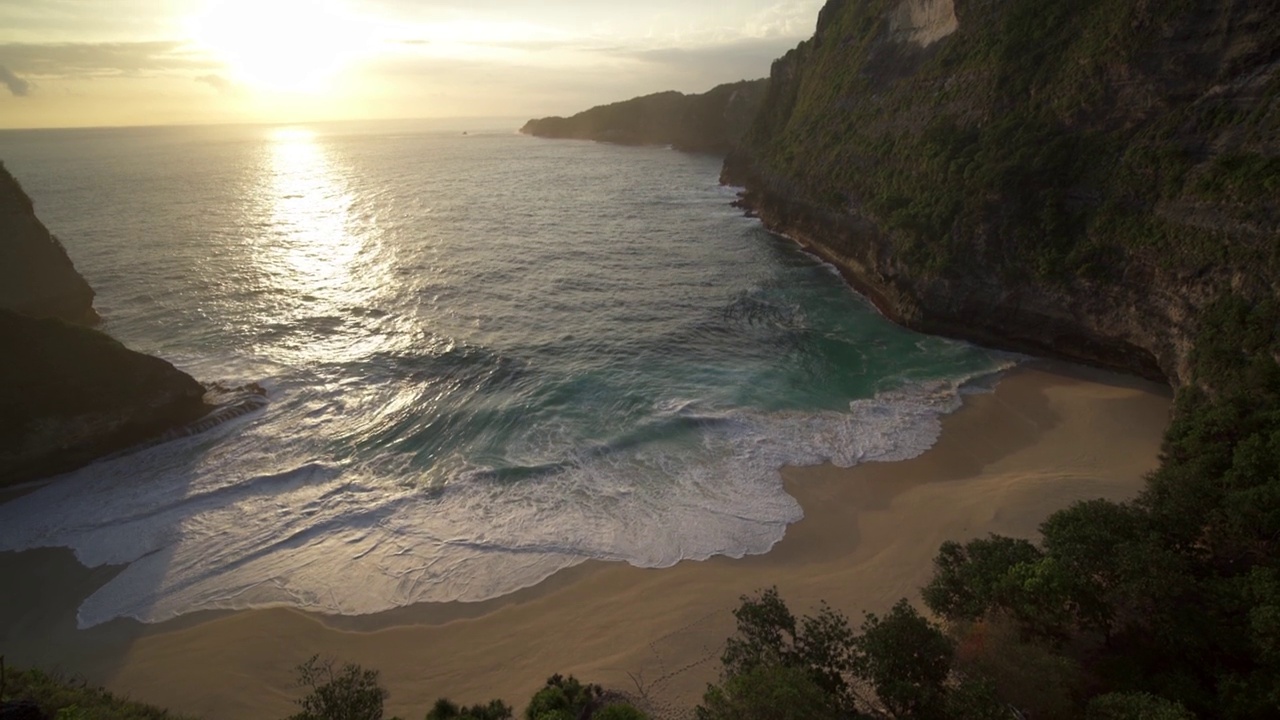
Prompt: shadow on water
<box><xmin>0</xmin><ymin>397</ymin><xmax>269</xmax><ymax>691</ymax></box>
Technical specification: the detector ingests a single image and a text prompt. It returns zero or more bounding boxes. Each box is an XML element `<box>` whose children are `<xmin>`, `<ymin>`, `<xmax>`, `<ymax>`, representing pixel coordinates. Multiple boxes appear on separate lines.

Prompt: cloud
<box><xmin>0</xmin><ymin>41</ymin><xmax>219</xmax><ymax>79</ymax></box>
<box><xmin>599</xmin><ymin>35</ymin><xmax>801</xmax><ymax>85</ymax></box>
<box><xmin>196</xmin><ymin>73</ymin><xmax>236</xmax><ymax>94</ymax></box>
<box><xmin>0</xmin><ymin>65</ymin><xmax>31</xmax><ymax>96</ymax></box>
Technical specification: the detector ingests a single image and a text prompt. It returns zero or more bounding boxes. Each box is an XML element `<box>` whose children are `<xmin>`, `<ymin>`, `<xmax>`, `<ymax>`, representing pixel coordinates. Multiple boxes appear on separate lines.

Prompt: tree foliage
<box><xmin>426</xmin><ymin>698</ymin><xmax>513</xmax><ymax>720</ymax></box>
<box><xmin>289</xmin><ymin>656</ymin><xmax>387</xmax><ymax>720</ymax></box>
<box><xmin>1086</xmin><ymin>692</ymin><xmax>1196</xmax><ymax>720</ymax></box>
<box><xmin>703</xmin><ymin>589</ymin><xmax>1007</xmax><ymax>719</ymax></box>
<box><xmin>695</xmin><ymin>663</ymin><xmax>839</xmax><ymax>720</ymax></box>
<box><xmin>716</xmin><ymin>587</ymin><xmax>858</xmax><ymax>711</ymax></box>
<box><xmin>850</xmin><ymin>599</ymin><xmax>957</xmax><ymax>719</ymax></box>
<box><xmin>912</xmin><ymin>294</ymin><xmax>1280</xmax><ymax>718</ymax></box>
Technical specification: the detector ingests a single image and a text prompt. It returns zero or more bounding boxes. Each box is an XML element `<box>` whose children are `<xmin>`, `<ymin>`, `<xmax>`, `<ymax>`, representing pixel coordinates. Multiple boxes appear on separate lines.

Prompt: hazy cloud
<box><xmin>600</xmin><ymin>36</ymin><xmax>799</xmax><ymax>84</ymax></box>
<box><xmin>196</xmin><ymin>73</ymin><xmax>236</xmax><ymax>94</ymax></box>
<box><xmin>0</xmin><ymin>41</ymin><xmax>219</xmax><ymax>78</ymax></box>
<box><xmin>0</xmin><ymin>64</ymin><xmax>31</xmax><ymax>96</ymax></box>
<box><xmin>0</xmin><ymin>0</ymin><xmax>184</xmax><ymax>43</ymax></box>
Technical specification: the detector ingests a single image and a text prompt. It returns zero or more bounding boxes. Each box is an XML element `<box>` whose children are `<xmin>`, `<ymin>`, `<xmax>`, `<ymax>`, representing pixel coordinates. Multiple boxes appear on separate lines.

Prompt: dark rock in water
<box><xmin>0</xmin><ymin>308</ymin><xmax>211</xmax><ymax>487</ymax></box>
<box><xmin>0</xmin><ymin>700</ymin><xmax>46</xmax><ymax>720</ymax></box>
<box><xmin>0</xmin><ymin>162</ymin><xmax>98</xmax><ymax>325</ymax></box>
<box><xmin>520</xmin><ymin>79</ymin><xmax>768</xmax><ymax>155</ymax></box>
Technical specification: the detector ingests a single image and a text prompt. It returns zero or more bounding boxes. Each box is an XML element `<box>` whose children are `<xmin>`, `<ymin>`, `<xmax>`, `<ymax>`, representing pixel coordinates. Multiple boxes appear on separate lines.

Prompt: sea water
<box><xmin>0</xmin><ymin>121</ymin><xmax>1010</xmax><ymax>628</ymax></box>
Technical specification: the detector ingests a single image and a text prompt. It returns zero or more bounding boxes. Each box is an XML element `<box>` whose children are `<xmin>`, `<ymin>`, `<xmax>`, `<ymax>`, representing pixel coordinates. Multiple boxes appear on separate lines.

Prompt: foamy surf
<box><xmin>0</xmin><ymin>368</ymin><xmax>1009</xmax><ymax>629</ymax></box>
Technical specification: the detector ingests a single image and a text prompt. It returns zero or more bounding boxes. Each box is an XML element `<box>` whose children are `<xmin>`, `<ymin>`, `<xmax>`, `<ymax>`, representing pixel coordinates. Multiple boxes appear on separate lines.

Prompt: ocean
<box><xmin>0</xmin><ymin>121</ymin><xmax>1010</xmax><ymax>628</ymax></box>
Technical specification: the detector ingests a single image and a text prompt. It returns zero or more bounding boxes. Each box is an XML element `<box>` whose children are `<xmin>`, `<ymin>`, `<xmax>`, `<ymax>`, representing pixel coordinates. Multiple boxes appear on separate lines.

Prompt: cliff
<box><xmin>723</xmin><ymin>0</ymin><xmax>1280</xmax><ymax>387</ymax></box>
<box><xmin>0</xmin><ymin>164</ymin><xmax>211</xmax><ymax>486</ymax></box>
<box><xmin>521</xmin><ymin>79</ymin><xmax>769</xmax><ymax>154</ymax></box>
<box><xmin>0</xmin><ymin>161</ymin><xmax>98</xmax><ymax>324</ymax></box>
<box><xmin>0</xmin><ymin>310</ymin><xmax>209</xmax><ymax>486</ymax></box>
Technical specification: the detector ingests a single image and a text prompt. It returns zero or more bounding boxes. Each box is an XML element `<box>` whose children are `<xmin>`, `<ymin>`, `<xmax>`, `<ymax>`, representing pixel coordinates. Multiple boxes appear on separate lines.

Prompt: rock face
<box><xmin>0</xmin><ymin>164</ymin><xmax>211</xmax><ymax>486</ymax></box>
<box><xmin>0</xmin><ymin>310</ymin><xmax>210</xmax><ymax>486</ymax></box>
<box><xmin>0</xmin><ymin>162</ymin><xmax>98</xmax><ymax>324</ymax></box>
<box><xmin>521</xmin><ymin>79</ymin><xmax>769</xmax><ymax>155</ymax></box>
<box><xmin>723</xmin><ymin>0</ymin><xmax>1280</xmax><ymax>386</ymax></box>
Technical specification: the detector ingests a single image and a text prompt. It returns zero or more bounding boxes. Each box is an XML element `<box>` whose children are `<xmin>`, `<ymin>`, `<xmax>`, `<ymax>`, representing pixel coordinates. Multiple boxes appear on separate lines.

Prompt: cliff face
<box><xmin>0</xmin><ymin>310</ymin><xmax>209</xmax><ymax>486</ymax></box>
<box><xmin>724</xmin><ymin>0</ymin><xmax>1280</xmax><ymax>386</ymax></box>
<box><xmin>0</xmin><ymin>162</ymin><xmax>98</xmax><ymax>324</ymax></box>
<box><xmin>0</xmin><ymin>164</ymin><xmax>211</xmax><ymax>486</ymax></box>
<box><xmin>521</xmin><ymin>79</ymin><xmax>769</xmax><ymax>154</ymax></box>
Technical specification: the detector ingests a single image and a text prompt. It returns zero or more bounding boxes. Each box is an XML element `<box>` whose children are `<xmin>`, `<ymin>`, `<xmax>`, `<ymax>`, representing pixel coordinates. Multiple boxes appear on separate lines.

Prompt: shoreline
<box><xmin>0</xmin><ymin>361</ymin><xmax>1171</xmax><ymax>719</ymax></box>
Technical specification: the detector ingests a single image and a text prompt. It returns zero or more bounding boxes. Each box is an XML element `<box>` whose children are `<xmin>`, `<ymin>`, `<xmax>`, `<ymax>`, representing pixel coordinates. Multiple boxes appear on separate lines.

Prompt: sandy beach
<box><xmin>0</xmin><ymin>362</ymin><xmax>1171</xmax><ymax>719</ymax></box>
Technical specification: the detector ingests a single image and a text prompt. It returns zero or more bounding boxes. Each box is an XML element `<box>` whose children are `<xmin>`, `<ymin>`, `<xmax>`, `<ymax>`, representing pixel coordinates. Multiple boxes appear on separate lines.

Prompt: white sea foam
<box><xmin>0</xmin><ymin>369</ymin><xmax>1007</xmax><ymax>629</ymax></box>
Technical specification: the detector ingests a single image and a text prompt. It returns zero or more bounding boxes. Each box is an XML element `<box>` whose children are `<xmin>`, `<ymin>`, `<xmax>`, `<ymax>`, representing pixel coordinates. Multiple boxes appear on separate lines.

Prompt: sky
<box><xmin>0</xmin><ymin>0</ymin><xmax>824</xmax><ymax>129</ymax></box>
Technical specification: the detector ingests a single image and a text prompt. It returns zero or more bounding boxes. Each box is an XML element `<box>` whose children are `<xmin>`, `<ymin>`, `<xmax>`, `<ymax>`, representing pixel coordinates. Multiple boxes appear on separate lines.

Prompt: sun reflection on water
<box><xmin>253</xmin><ymin>126</ymin><xmax>395</xmax><ymax>366</ymax></box>
<box><xmin>267</xmin><ymin>128</ymin><xmax>358</xmax><ymax>291</ymax></box>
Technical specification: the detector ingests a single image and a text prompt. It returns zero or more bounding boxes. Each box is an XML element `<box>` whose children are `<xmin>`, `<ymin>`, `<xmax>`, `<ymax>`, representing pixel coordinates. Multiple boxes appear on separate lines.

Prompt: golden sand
<box><xmin>0</xmin><ymin>362</ymin><xmax>1170</xmax><ymax>719</ymax></box>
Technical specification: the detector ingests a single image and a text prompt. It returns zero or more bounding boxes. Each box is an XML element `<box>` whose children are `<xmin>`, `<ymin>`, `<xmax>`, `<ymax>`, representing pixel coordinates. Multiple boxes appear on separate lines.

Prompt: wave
<box><xmin>0</xmin><ymin>366</ymin><xmax>1011</xmax><ymax>628</ymax></box>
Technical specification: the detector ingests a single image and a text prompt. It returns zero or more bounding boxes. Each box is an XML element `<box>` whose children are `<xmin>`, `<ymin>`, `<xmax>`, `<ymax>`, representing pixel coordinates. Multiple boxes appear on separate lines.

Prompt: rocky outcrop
<box><xmin>0</xmin><ymin>164</ymin><xmax>215</xmax><ymax>486</ymax></box>
<box><xmin>0</xmin><ymin>309</ymin><xmax>210</xmax><ymax>486</ymax></box>
<box><xmin>521</xmin><ymin>79</ymin><xmax>768</xmax><ymax>155</ymax></box>
<box><xmin>0</xmin><ymin>162</ymin><xmax>98</xmax><ymax>324</ymax></box>
<box><xmin>723</xmin><ymin>0</ymin><xmax>1280</xmax><ymax>387</ymax></box>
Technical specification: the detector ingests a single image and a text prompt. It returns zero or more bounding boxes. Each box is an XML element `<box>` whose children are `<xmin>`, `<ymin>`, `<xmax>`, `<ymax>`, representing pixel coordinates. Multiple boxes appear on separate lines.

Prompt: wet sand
<box><xmin>0</xmin><ymin>362</ymin><xmax>1171</xmax><ymax>719</ymax></box>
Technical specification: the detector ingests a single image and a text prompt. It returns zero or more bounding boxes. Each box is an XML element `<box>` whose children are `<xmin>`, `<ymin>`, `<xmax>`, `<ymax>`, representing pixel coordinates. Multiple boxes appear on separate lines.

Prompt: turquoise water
<box><xmin>0</xmin><ymin>122</ymin><xmax>1008</xmax><ymax>627</ymax></box>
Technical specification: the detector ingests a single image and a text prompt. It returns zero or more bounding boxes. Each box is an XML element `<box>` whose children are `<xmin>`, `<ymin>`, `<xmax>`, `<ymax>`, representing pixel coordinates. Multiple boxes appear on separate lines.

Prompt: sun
<box><xmin>190</xmin><ymin>0</ymin><xmax>371</xmax><ymax>93</ymax></box>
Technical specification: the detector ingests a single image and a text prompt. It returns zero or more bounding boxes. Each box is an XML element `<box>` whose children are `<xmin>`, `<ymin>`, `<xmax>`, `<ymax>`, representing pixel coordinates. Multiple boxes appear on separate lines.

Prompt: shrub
<box><xmin>1086</xmin><ymin>692</ymin><xmax>1195</xmax><ymax>720</ymax></box>
<box><xmin>426</xmin><ymin>697</ymin><xmax>513</xmax><ymax>720</ymax></box>
<box><xmin>695</xmin><ymin>662</ymin><xmax>839</xmax><ymax>720</ymax></box>
<box><xmin>524</xmin><ymin>675</ymin><xmax>602</xmax><ymax>720</ymax></box>
<box><xmin>289</xmin><ymin>656</ymin><xmax>387</xmax><ymax>720</ymax></box>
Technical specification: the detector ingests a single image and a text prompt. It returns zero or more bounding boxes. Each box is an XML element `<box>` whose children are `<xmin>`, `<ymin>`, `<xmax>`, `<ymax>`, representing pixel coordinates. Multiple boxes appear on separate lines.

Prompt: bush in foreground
<box><xmin>698</xmin><ymin>588</ymin><xmax>1006</xmax><ymax>720</ymax></box>
<box><xmin>289</xmin><ymin>656</ymin><xmax>387</xmax><ymax>720</ymax></box>
<box><xmin>0</xmin><ymin>662</ymin><xmax>193</xmax><ymax>720</ymax></box>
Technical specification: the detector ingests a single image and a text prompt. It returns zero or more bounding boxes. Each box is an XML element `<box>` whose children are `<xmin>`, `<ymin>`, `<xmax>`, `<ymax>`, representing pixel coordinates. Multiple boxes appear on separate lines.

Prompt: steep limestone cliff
<box><xmin>521</xmin><ymin>79</ymin><xmax>768</xmax><ymax>154</ymax></box>
<box><xmin>0</xmin><ymin>164</ymin><xmax>211</xmax><ymax>486</ymax></box>
<box><xmin>0</xmin><ymin>162</ymin><xmax>98</xmax><ymax>324</ymax></box>
<box><xmin>723</xmin><ymin>0</ymin><xmax>1280</xmax><ymax>386</ymax></box>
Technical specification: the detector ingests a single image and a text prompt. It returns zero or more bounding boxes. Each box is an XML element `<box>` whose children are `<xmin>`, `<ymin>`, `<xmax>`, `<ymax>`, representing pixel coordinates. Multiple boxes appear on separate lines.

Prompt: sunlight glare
<box><xmin>191</xmin><ymin>0</ymin><xmax>376</xmax><ymax>93</ymax></box>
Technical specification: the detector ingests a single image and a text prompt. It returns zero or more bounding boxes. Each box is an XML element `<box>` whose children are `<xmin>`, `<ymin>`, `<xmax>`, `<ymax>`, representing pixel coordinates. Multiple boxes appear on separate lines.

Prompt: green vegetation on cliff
<box><xmin>714</xmin><ymin>0</ymin><xmax>1280</xmax><ymax>717</ymax></box>
<box><xmin>520</xmin><ymin>79</ymin><xmax>768</xmax><ymax>154</ymax></box>
<box><xmin>731</xmin><ymin>0</ymin><xmax>1278</xmax><ymax>283</ymax></box>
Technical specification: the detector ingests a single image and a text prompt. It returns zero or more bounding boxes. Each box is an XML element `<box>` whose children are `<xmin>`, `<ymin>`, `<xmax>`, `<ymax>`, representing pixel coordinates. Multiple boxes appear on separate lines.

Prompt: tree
<box><xmin>922</xmin><ymin>536</ymin><xmax>1041</xmax><ymax>622</ymax></box>
<box><xmin>290</xmin><ymin>656</ymin><xmax>387</xmax><ymax>720</ymax></box>
<box><xmin>851</xmin><ymin>599</ymin><xmax>953</xmax><ymax>720</ymax></box>
<box><xmin>1039</xmin><ymin>499</ymin><xmax>1145</xmax><ymax>633</ymax></box>
<box><xmin>427</xmin><ymin>698</ymin><xmax>513</xmax><ymax>720</ymax></box>
<box><xmin>695</xmin><ymin>663</ymin><xmax>839</xmax><ymax>720</ymax></box>
<box><xmin>524</xmin><ymin>675</ymin><xmax>602</xmax><ymax>720</ymax></box>
<box><xmin>951</xmin><ymin>616</ymin><xmax>1083</xmax><ymax>720</ymax></box>
<box><xmin>592</xmin><ymin>704</ymin><xmax>649</xmax><ymax>720</ymax></box>
<box><xmin>1086</xmin><ymin>692</ymin><xmax>1195</xmax><ymax>720</ymax></box>
<box><xmin>717</xmin><ymin>588</ymin><xmax>858</xmax><ymax>711</ymax></box>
